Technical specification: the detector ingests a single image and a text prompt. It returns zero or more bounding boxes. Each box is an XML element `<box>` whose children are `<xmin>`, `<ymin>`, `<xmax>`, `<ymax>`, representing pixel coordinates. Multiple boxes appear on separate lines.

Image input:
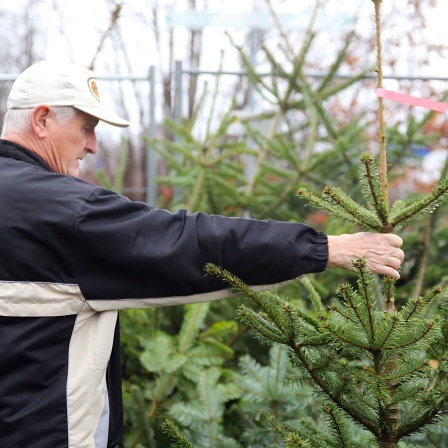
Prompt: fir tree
<box><xmin>149</xmin><ymin>1</ymin><xmax>448</xmax><ymax>446</ymax></box>
<box><xmin>203</xmin><ymin>260</ymin><xmax>448</xmax><ymax>448</ymax></box>
<box><xmin>196</xmin><ymin>2</ymin><xmax>448</xmax><ymax>447</ymax></box>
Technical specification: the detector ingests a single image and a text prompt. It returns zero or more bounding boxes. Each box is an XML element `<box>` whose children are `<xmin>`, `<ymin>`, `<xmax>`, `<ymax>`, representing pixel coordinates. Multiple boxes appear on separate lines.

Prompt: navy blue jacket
<box><xmin>0</xmin><ymin>139</ymin><xmax>328</xmax><ymax>447</ymax></box>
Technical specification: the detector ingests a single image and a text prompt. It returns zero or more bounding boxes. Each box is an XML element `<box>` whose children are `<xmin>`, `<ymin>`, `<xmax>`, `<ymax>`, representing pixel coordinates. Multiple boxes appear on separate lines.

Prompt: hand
<box><xmin>327</xmin><ymin>232</ymin><xmax>404</xmax><ymax>279</ymax></box>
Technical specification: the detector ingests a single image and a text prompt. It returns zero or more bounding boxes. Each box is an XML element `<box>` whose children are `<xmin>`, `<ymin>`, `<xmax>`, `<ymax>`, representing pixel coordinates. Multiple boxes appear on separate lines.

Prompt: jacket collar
<box><xmin>0</xmin><ymin>139</ymin><xmax>53</xmax><ymax>172</ymax></box>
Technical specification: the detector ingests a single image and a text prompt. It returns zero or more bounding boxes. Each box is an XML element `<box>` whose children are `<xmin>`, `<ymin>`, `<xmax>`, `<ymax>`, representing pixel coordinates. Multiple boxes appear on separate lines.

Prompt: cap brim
<box><xmin>74</xmin><ymin>105</ymin><xmax>130</xmax><ymax>128</ymax></box>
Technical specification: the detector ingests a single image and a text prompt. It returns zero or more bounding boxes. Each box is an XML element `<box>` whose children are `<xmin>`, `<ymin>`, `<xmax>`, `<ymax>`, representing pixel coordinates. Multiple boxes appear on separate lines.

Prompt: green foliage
<box><xmin>205</xmin><ymin>261</ymin><xmax>448</xmax><ymax>446</ymax></box>
<box><xmin>167</xmin><ymin>368</ymin><xmax>242</xmax><ymax>448</ymax></box>
<box><xmin>121</xmin><ymin>303</ymin><xmax>239</xmax><ymax>447</ymax></box>
<box><xmin>96</xmin><ymin>137</ymin><xmax>129</xmax><ymax>191</ymax></box>
<box><xmin>297</xmin><ymin>154</ymin><xmax>448</xmax><ymax>233</ymax></box>
<box><xmin>233</xmin><ymin>345</ymin><xmax>313</xmax><ymax>446</ymax></box>
<box><xmin>162</xmin><ymin>419</ymin><xmax>195</xmax><ymax>448</ymax></box>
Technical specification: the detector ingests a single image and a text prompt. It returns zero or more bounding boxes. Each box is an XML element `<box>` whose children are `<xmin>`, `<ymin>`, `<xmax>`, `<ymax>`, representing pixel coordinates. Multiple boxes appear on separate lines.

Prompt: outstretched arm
<box><xmin>327</xmin><ymin>232</ymin><xmax>404</xmax><ymax>279</ymax></box>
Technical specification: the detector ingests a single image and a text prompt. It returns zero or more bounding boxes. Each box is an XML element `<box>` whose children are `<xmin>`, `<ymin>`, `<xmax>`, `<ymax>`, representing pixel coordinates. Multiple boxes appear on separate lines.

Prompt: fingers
<box><xmin>327</xmin><ymin>232</ymin><xmax>405</xmax><ymax>278</ymax></box>
<box><xmin>374</xmin><ymin>264</ymin><xmax>401</xmax><ymax>280</ymax></box>
<box><xmin>368</xmin><ymin>255</ymin><xmax>402</xmax><ymax>279</ymax></box>
<box><xmin>387</xmin><ymin>254</ymin><xmax>403</xmax><ymax>271</ymax></box>
<box><xmin>359</xmin><ymin>233</ymin><xmax>403</xmax><ymax>278</ymax></box>
<box><xmin>366</xmin><ymin>233</ymin><xmax>404</xmax><ymax>278</ymax></box>
<box><xmin>383</xmin><ymin>233</ymin><xmax>403</xmax><ymax>248</ymax></box>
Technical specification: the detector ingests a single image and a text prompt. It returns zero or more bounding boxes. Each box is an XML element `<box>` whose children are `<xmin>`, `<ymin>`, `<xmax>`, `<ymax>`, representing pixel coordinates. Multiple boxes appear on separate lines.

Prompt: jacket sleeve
<box><xmin>73</xmin><ymin>188</ymin><xmax>328</xmax><ymax>308</ymax></box>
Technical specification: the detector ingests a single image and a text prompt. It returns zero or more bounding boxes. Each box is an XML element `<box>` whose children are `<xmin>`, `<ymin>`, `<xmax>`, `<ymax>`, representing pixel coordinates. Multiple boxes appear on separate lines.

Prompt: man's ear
<box><xmin>32</xmin><ymin>105</ymin><xmax>52</xmax><ymax>138</ymax></box>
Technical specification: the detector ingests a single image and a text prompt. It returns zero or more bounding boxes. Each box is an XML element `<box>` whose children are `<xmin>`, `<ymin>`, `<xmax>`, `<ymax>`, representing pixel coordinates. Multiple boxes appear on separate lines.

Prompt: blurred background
<box><xmin>1</xmin><ymin>0</ymin><xmax>447</xmax><ymax>203</ymax></box>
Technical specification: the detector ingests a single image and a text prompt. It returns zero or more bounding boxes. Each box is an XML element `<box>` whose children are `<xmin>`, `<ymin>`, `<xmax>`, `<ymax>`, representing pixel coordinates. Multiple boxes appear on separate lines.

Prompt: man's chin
<box><xmin>68</xmin><ymin>161</ymin><xmax>81</xmax><ymax>178</ymax></box>
<box><xmin>68</xmin><ymin>168</ymin><xmax>80</xmax><ymax>178</ymax></box>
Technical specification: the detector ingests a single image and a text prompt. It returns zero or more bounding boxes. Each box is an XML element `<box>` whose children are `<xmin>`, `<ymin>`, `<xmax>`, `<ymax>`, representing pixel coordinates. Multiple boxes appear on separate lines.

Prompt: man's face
<box><xmin>46</xmin><ymin>109</ymin><xmax>99</xmax><ymax>177</ymax></box>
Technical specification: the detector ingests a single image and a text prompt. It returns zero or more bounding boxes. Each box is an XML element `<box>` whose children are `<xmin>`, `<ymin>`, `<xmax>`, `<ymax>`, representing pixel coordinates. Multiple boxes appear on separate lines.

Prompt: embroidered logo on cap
<box><xmin>88</xmin><ymin>78</ymin><xmax>101</xmax><ymax>102</ymax></box>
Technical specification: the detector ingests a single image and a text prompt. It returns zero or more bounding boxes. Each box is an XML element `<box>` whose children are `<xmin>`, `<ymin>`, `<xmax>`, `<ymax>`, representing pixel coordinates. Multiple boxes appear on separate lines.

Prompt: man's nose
<box><xmin>86</xmin><ymin>133</ymin><xmax>98</xmax><ymax>154</ymax></box>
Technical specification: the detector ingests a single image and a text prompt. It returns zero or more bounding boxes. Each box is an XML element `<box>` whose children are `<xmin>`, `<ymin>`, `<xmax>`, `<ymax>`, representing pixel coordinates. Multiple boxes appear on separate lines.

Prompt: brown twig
<box><xmin>373</xmin><ymin>0</ymin><xmax>389</xmax><ymax>213</ymax></box>
<box><xmin>89</xmin><ymin>3</ymin><xmax>123</xmax><ymax>71</ymax></box>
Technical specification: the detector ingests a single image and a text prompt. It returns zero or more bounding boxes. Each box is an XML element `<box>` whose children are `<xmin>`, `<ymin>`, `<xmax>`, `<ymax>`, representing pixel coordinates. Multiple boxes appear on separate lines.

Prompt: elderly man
<box><xmin>0</xmin><ymin>61</ymin><xmax>404</xmax><ymax>448</ymax></box>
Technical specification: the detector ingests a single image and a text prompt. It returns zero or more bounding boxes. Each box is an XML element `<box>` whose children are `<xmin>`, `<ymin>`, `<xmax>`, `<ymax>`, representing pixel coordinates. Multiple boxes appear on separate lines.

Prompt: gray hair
<box><xmin>1</xmin><ymin>106</ymin><xmax>78</xmax><ymax>137</ymax></box>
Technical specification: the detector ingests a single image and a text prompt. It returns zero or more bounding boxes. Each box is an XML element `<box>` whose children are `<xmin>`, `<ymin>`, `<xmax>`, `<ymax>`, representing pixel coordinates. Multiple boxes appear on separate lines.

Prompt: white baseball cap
<box><xmin>7</xmin><ymin>60</ymin><xmax>130</xmax><ymax>128</ymax></box>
